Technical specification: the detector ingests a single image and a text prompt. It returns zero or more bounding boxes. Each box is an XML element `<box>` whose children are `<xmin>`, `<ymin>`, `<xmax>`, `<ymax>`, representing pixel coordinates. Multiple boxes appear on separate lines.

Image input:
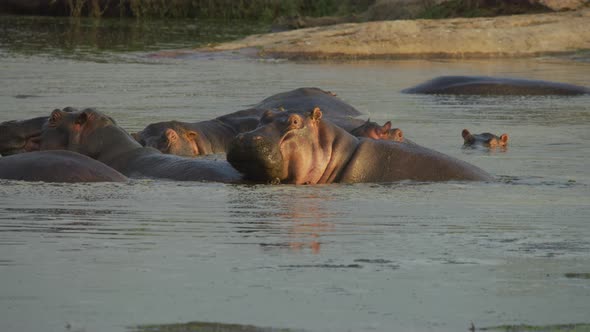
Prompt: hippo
<box><xmin>132</xmin><ymin>108</ymin><xmax>266</xmax><ymax>157</ymax></box>
<box><xmin>41</xmin><ymin>108</ymin><xmax>242</xmax><ymax>183</ymax></box>
<box><xmin>133</xmin><ymin>87</ymin><xmax>366</xmax><ymax>157</ymax></box>
<box><xmin>0</xmin><ymin>116</ymin><xmax>48</xmax><ymax>156</ymax></box>
<box><xmin>349</xmin><ymin>120</ymin><xmax>404</xmax><ymax>142</ymax></box>
<box><xmin>462</xmin><ymin>129</ymin><xmax>509</xmax><ymax>149</ymax></box>
<box><xmin>402</xmin><ymin>76</ymin><xmax>590</xmax><ymax>95</ymax></box>
<box><xmin>0</xmin><ymin>150</ymin><xmax>127</xmax><ymax>183</ymax></box>
<box><xmin>227</xmin><ymin>108</ymin><xmax>493</xmax><ymax>184</ymax></box>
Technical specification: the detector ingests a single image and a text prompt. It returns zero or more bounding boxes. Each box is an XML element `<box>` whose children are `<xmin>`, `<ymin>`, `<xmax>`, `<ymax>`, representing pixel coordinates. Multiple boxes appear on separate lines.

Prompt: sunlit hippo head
<box><xmin>228</xmin><ymin>107</ymin><xmax>335</xmax><ymax>184</ymax></box>
<box><xmin>462</xmin><ymin>129</ymin><xmax>509</xmax><ymax>149</ymax></box>
<box><xmin>350</xmin><ymin>119</ymin><xmax>404</xmax><ymax>142</ymax></box>
<box><xmin>132</xmin><ymin>121</ymin><xmax>199</xmax><ymax>157</ymax></box>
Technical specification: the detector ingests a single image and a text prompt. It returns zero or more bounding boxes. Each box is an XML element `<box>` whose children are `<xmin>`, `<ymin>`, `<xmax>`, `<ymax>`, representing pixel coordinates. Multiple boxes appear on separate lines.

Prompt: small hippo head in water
<box><xmin>462</xmin><ymin>129</ymin><xmax>509</xmax><ymax>149</ymax></box>
<box><xmin>132</xmin><ymin>121</ymin><xmax>199</xmax><ymax>157</ymax></box>
<box><xmin>350</xmin><ymin>119</ymin><xmax>404</xmax><ymax>142</ymax></box>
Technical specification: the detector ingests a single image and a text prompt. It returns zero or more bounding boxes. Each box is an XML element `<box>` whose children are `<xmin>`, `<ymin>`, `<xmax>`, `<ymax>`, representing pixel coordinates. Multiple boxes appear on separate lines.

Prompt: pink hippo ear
<box><xmin>462</xmin><ymin>129</ymin><xmax>471</xmax><ymax>139</ymax></box>
<box><xmin>75</xmin><ymin>110</ymin><xmax>93</xmax><ymax>125</ymax></box>
<box><xmin>500</xmin><ymin>133</ymin><xmax>509</xmax><ymax>145</ymax></box>
<box><xmin>391</xmin><ymin>128</ymin><xmax>404</xmax><ymax>142</ymax></box>
<box><xmin>311</xmin><ymin>107</ymin><xmax>323</xmax><ymax>121</ymax></box>
<box><xmin>49</xmin><ymin>109</ymin><xmax>64</xmax><ymax>126</ymax></box>
<box><xmin>165</xmin><ymin>128</ymin><xmax>179</xmax><ymax>143</ymax></box>
<box><xmin>380</xmin><ymin>121</ymin><xmax>392</xmax><ymax>135</ymax></box>
<box><xmin>186</xmin><ymin>131</ymin><xmax>200</xmax><ymax>156</ymax></box>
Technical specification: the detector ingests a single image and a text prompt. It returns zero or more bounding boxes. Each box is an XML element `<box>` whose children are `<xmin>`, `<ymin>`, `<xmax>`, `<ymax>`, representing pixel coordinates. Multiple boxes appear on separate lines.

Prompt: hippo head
<box><xmin>227</xmin><ymin>107</ymin><xmax>332</xmax><ymax>184</ymax></box>
<box><xmin>0</xmin><ymin>116</ymin><xmax>48</xmax><ymax>156</ymax></box>
<box><xmin>462</xmin><ymin>129</ymin><xmax>509</xmax><ymax>149</ymax></box>
<box><xmin>41</xmin><ymin>108</ymin><xmax>121</xmax><ymax>158</ymax></box>
<box><xmin>133</xmin><ymin>121</ymin><xmax>199</xmax><ymax>157</ymax></box>
<box><xmin>350</xmin><ymin>119</ymin><xmax>404</xmax><ymax>142</ymax></box>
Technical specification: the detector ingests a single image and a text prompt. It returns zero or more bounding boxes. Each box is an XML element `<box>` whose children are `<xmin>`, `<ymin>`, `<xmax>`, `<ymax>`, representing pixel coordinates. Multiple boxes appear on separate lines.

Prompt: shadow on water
<box><xmin>0</xmin><ymin>15</ymin><xmax>269</xmax><ymax>61</ymax></box>
<box><xmin>479</xmin><ymin>323</ymin><xmax>590</xmax><ymax>332</ymax></box>
<box><xmin>130</xmin><ymin>320</ymin><xmax>302</xmax><ymax>332</ymax></box>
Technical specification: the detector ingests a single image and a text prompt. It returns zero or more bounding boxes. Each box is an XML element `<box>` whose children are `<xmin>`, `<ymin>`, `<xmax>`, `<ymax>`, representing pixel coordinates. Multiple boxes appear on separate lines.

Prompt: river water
<box><xmin>0</xmin><ymin>16</ymin><xmax>589</xmax><ymax>332</ymax></box>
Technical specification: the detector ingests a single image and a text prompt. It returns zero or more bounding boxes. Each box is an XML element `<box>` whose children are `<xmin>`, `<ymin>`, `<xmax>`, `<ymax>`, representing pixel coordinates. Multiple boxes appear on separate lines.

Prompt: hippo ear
<box><xmin>311</xmin><ymin>107</ymin><xmax>323</xmax><ymax>121</ymax></box>
<box><xmin>392</xmin><ymin>128</ymin><xmax>404</xmax><ymax>142</ymax></box>
<box><xmin>165</xmin><ymin>128</ymin><xmax>179</xmax><ymax>142</ymax></box>
<box><xmin>49</xmin><ymin>109</ymin><xmax>64</xmax><ymax>125</ymax></box>
<box><xmin>500</xmin><ymin>133</ymin><xmax>509</xmax><ymax>144</ymax></box>
<box><xmin>75</xmin><ymin>110</ymin><xmax>93</xmax><ymax>125</ymax></box>
<box><xmin>462</xmin><ymin>129</ymin><xmax>471</xmax><ymax>139</ymax></box>
<box><xmin>381</xmin><ymin>121</ymin><xmax>392</xmax><ymax>134</ymax></box>
<box><xmin>186</xmin><ymin>131</ymin><xmax>198</xmax><ymax>141</ymax></box>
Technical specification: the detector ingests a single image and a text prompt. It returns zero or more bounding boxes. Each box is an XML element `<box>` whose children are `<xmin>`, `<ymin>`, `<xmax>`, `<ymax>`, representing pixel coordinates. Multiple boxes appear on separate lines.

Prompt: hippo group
<box><xmin>2</xmin><ymin>76</ymin><xmax>587</xmax><ymax>184</ymax></box>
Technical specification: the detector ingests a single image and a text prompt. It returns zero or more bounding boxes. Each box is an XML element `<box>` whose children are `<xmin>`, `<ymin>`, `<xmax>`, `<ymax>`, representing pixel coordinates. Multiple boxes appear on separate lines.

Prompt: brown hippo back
<box><xmin>402</xmin><ymin>76</ymin><xmax>590</xmax><ymax>95</ymax></box>
<box><xmin>253</xmin><ymin>87</ymin><xmax>362</xmax><ymax>117</ymax></box>
<box><xmin>340</xmin><ymin>139</ymin><xmax>493</xmax><ymax>183</ymax></box>
<box><xmin>0</xmin><ymin>150</ymin><xmax>127</xmax><ymax>182</ymax></box>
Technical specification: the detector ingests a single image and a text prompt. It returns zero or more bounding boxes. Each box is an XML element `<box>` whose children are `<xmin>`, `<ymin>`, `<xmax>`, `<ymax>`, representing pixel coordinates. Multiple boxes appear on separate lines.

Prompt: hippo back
<box><xmin>0</xmin><ymin>150</ymin><xmax>127</xmax><ymax>183</ymax></box>
<box><xmin>339</xmin><ymin>139</ymin><xmax>493</xmax><ymax>183</ymax></box>
<box><xmin>402</xmin><ymin>76</ymin><xmax>590</xmax><ymax>95</ymax></box>
<box><xmin>253</xmin><ymin>87</ymin><xmax>363</xmax><ymax>117</ymax></box>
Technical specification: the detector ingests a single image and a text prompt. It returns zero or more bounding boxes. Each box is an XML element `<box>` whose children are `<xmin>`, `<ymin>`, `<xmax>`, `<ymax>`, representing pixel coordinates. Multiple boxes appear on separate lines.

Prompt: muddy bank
<box><xmin>203</xmin><ymin>8</ymin><xmax>590</xmax><ymax>60</ymax></box>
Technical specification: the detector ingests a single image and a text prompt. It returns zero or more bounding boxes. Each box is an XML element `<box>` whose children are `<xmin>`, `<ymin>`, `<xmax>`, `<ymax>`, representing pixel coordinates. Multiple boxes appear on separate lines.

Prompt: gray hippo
<box><xmin>0</xmin><ymin>150</ymin><xmax>127</xmax><ymax>182</ymax></box>
<box><xmin>132</xmin><ymin>87</ymin><xmax>366</xmax><ymax>157</ymax></box>
<box><xmin>41</xmin><ymin>108</ymin><xmax>243</xmax><ymax>183</ymax></box>
<box><xmin>402</xmin><ymin>76</ymin><xmax>590</xmax><ymax>95</ymax></box>
<box><xmin>227</xmin><ymin>108</ymin><xmax>493</xmax><ymax>184</ymax></box>
<box><xmin>0</xmin><ymin>116</ymin><xmax>48</xmax><ymax>156</ymax></box>
<box><xmin>462</xmin><ymin>129</ymin><xmax>509</xmax><ymax>149</ymax></box>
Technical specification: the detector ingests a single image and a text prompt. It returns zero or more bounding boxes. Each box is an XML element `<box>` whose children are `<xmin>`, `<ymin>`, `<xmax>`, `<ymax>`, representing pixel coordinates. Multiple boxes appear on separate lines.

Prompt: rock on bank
<box><xmin>204</xmin><ymin>8</ymin><xmax>590</xmax><ymax>60</ymax></box>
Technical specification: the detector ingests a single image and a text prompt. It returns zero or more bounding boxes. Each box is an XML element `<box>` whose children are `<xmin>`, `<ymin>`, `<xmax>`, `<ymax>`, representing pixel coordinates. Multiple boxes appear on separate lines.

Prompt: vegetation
<box><xmin>53</xmin><ymin>0</ymin><xmax>375</xmax><ymax>19</ymax></box>
<box><xmin>417</xmin><ymin>0</ymin><xmax>551</xmax><ymax>19</ymax></box>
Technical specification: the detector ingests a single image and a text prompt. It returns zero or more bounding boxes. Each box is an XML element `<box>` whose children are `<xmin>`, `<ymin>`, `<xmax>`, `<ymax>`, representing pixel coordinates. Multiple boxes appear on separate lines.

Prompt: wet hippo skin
<box><xmin>227</xmin><ymin>108</ymin><xmax>493</xmax><ymax>184</ymax></box>
<box><xmin>0</xmin><ymin>150</ymin><xmax>127</xmax><ymax>182</ymax></box>
<box><xmin>133</xmin><ymin>87</ymin><xmax>366</xmax><ymax>157</ymax></box>
<box><xmin>402</xmin><ymin>76</ymin><xmax>590</xmax><ymax>95</ymax></box>
<box><xmin>41</xmin><ymin>108</ymin><xmax>243</xmax><ymax>183</ymax></box>
<box><xmin>0</xmin><ymin>116</ymin><xmax>48</xmax><ymax>156</ymax></box>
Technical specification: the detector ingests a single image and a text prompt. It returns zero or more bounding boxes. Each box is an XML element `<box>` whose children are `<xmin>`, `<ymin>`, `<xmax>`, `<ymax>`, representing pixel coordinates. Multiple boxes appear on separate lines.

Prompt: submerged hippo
<box><xmin>0</xmin><ymin>116</ymin><xmax>48</xmax><ymax>156</ymax></box>
<box><xmin>402</xmin><ymin>76</ymin><xmax>590</xmax><ymax>95</ymax></box>
<box><xmin>0</xmin><ymin>150</ymin><xmax>127</xmax><ymax>183</ymax></box>
<box><xmin>133</xmin><ymin>87</ymin><xmax>366</xmax><ymax>157</ymax></box>
<box><xmin>349</xmin><ymin>120</ymin><xmax>404</xmax><ymax>142</ymax></box>
<box><xmin>462</xmin><ymin>129</ymin><xmax>509</xmax><ymax>149</ymax></box>
<box><xmin>227</xmin><ymin>108</ymin><xmax>493</xmax><ymax>184</ymax></box>
<box><xmin>41</xmin><ymin>108</ymin><xmax>242</xmax><ymax>183</ymax></box>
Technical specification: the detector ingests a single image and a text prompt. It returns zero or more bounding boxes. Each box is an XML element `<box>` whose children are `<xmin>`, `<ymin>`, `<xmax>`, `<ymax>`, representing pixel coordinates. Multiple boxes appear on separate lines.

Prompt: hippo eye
<box><xmin>288</xmin><ymin>115</ymin><xmax>302</xmax><ymax>128</ymax></box>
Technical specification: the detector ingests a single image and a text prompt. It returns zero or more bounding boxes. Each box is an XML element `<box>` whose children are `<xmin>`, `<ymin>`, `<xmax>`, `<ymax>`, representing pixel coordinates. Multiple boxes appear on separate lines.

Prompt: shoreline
<box><xmin>197</xmin><ymin>8</ymin><xmax>590</xmax><ymax>60</ymax></box>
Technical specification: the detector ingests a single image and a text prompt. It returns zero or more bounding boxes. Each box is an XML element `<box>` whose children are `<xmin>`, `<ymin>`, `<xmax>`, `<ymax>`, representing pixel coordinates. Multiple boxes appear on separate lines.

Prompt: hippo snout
<box><xmin>227</xmin><ymin>132</ymin><xmax>284</xmax><ymax>182</ymax></box>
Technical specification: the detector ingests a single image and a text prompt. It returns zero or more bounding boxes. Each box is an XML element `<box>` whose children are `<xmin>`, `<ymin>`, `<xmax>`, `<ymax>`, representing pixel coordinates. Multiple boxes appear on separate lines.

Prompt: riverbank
<box><xmin>201</xmin><ymin>8</ymin><xmax>590</xmax><ymax>60</ymax></box>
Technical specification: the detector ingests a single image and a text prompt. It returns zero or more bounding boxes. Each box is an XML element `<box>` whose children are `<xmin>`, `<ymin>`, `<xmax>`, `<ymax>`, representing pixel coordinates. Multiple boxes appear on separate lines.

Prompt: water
<box><xmin>1</xmin><ymin>16</ymin><xmax>590</xmax><ymax>332</ymax></box>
